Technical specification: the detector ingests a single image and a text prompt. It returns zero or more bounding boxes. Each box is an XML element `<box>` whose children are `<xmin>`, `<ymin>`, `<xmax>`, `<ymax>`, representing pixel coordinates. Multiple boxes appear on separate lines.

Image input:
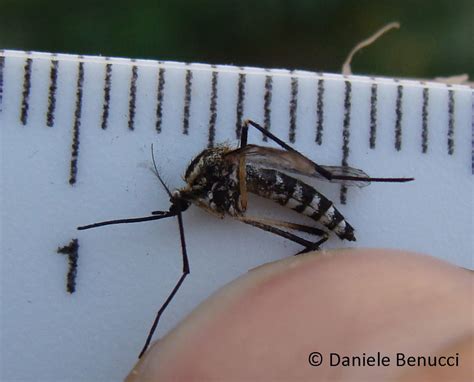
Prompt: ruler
<box><xmin>1</xmin><ymin>49</ymin><xmax>472</xmax><ymax>381</ymax></box>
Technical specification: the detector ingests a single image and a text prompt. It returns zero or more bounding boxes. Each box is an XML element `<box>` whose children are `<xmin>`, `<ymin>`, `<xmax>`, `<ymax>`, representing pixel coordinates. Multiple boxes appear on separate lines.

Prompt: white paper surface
<box><xmin>1</xmin><ymin>50</ymin><xmax>472</xmax><ymax>381</ymax></box>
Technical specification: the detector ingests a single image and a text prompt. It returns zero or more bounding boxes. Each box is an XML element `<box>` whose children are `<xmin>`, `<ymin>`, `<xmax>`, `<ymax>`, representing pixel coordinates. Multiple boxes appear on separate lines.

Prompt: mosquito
<box><xmin>77</xmin><ymin>119</ymin><xmax>413</xmax><ymax>358</ymax></box>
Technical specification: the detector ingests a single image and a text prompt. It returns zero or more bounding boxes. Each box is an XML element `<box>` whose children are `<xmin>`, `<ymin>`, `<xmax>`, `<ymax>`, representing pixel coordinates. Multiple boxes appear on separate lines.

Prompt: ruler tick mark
<box><xmin>369</xmin><ymin>83</ymin><xmax>378</xmax><ymax>149</ymax></box>
<box><xmin>394</xmin><ymin>84</ymin><xmax>403</xmax><ymax>151</ymax></box>
<box><xmin>69</xmin><ymin>61</ymin><xmax>84</xmax><ymax>185</ymax></box>
<box><xmin>20</xmin><ymin>57</ymin><xmax>33</xmax><ymax>125</ymax></box>
<box><xmin>263</xmin><ymin>73</ymin><xmax>273</xmax><ymax>142</ymax></box>
<box><xmin>421</xmin><ymin>87</ymin><xmax>429</xmax><ymax>153</ymax></box>
<box><xmin>207</xmin><ymin>70</ymin><xmax>218</xmax><ymax>148</ymax></box>
<box><xmin>235</xmin><ymin>70</ymin><xmax>246</xmax><ymax>139</ymax></box>
<box><xmin>182</xmin><ymin>68</ymin><xmax>193</xmax><ymax>135</ymax></box>
<box><xmin>471</xmin><ymin>101</ymin><xmax>474</xmax><ymax>173</ymax></box>
<box><xmin>101</xmin><ymin>62</ymin><xmax>112</xmax><ymax>130</ymax></box>
<box><xmin>128</xmin><ymin>65</ymin><xmax>138</xmax><ymax>131</ymax></box>
<box><xmin>447</xmin><ymin>89</ymin><xmax>455</xmax><ymax>155</ymax></box>
<box><xmin>0</xmin><ymin>52</ymin><xmax>4</xmax><ymax>112</ymax></box>
<box><xmin>340</xmin><ymin>80</ymin><xmax>352</xmax><ymax>205</ymax></box>
<box><xmin>155</xmin><ymin>67</ymin><xmax>165</xmax><ymax>133</ymax></box>
<box><xmin>315</xmin><ymin>78</ymin><xmax>325</xmax><ymax>145</ymax></box>
<box><xmin>46</xmin><ymin>56</ymin><xmax>59</xmax><ymax>127</ymax></box>
<box><xmin>289</xmin><ymin>76</ymin><xmax>298</xmax><ymax>143</ymax></box>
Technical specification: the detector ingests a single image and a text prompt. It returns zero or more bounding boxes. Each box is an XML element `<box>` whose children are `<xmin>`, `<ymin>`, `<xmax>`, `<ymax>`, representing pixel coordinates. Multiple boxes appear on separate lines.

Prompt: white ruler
<box><xmin>1</xmin><ymin>49</ymin><xmax>472</xmax><ymax>381</ymax></box>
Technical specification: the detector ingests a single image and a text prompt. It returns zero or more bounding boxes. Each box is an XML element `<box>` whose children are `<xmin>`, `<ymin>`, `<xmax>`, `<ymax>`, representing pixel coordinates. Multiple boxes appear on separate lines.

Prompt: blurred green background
<box><xmin>1</xmin><ymin>0</ymin><xmax>472</xmax><ymax>78</ymax></box>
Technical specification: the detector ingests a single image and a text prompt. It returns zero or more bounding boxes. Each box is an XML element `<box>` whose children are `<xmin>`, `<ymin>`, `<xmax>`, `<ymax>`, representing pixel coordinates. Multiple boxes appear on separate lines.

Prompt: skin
<box><xmin>126</xmin><ymin>249</ymin><xmax>473</xmax><ymax>382</ymax></box>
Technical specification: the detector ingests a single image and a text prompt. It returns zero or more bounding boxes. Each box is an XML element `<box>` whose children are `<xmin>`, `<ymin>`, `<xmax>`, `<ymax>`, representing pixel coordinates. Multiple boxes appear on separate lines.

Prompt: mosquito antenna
<box><xmin>138</xmin><ymin>208</ymin><xmax>190</xmax><ymax>358</ymax></box>
<box><xmin>151</xmin><ymin>144</ymin><xmax>173</xmax><ymax>198</ymax></box>
<box><xmin>77</xmin><ymin>211</ymin><xmax>175</xmax><ymax>230</ymax></box>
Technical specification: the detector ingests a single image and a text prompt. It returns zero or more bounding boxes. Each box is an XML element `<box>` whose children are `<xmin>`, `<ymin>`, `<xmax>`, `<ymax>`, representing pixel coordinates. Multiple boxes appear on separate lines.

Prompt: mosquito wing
<box><xmin>225</xmin><ymin>145</ymin><xmax>371</xmax><ymax>187</ymax></box>
<box><xmin>310</xmin><ymin>165</ymin><xmax>371</xmax><ymax>187</ymax></box>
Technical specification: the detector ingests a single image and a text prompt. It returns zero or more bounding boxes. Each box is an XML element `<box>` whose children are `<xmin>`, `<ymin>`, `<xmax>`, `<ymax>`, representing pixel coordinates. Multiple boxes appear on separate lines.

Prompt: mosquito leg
<box><xmin>138</xmin><ymin>212</ymin><xmax>190</xmax><ymax>358</ymax></box>
<box><xmin>235</xmin><ymin>215</ymin><xmax>328</xmax><ymax>254</ymax></box>
<box><xmin>258</xmin><ymin>217</ymin><xmax>328</xmax><ymax>238</ymax></box>
<box><xmin>250</xmin><ymin>216</ymin><xmax>329</xmax><ymax>255</ymax></box>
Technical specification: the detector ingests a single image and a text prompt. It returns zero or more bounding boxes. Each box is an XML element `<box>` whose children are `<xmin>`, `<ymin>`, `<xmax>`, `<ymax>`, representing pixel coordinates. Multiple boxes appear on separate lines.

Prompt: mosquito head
<box><xmin>169</xmin><ymin>190</ymin><xmax>190</xmax><ymax>215</ymax></box>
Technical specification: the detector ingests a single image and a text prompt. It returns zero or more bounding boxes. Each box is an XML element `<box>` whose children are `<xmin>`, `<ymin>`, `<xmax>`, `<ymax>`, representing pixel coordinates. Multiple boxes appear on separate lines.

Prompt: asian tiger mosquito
<box><xmin>77</xmin><ymin>119</ymin><xmax>414</xmax><ymax>358</ymax></box>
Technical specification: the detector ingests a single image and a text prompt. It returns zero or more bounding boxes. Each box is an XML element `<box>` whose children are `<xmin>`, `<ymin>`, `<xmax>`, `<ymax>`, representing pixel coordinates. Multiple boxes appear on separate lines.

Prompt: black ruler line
<box><xmin>207</xmin><ymin>70</ymin><xmax>218</xmax><ymax>148</ymax></box>
<box><xmin>421</xmin><ymin>87</ymin><xmax>429</xmax><ymax>153</ymax></box>
<box><xmin>288</xmin><ymin>76</ymin><xmax>298</xmax><ymax>143</ymax></box>
<box><xmin>339</xmin><ymin>81</ymin><xmax>352</xmax><ymax>205</ymax></box>
<box><xmin>235</xmin><ymin>70</ymin><xmax>246</xmax><ymax>139</ymax></box>
<box><xmin>182</xmin><ymin>68</ymin><xmax>193</xmax><ymax>135</ymax></box>
<box><xmin>155</xmin><ymin>67</ymin><xmax>165</xmax><ymax>133</ymax></box>
<box><xmin>0</xmin><ymin>51</ymin><xmax>5</xmax><ymax>112</ymax></box>
<box><xmin>46</xmin><ymin>55</ymin><xmax>59</xmax><ymax>127</ymax></box>
<box><xmin>101</xmin><ymin>61</ymin><xmax>112</xmax><ymax>130</ymax></box>
<box><xmin>394</xmin><ymin>84</ymin><xmax>403</xmax><ymax>151</ymax></box>
<box><xmin>369</xmin><ymin>82</ymin><xmax>377</xmax><ymax>149</ymax></box>
<box><xmin>315</xmin><ymin>77</ymin><xmax>324</xmax><ymax>145</ymax></box>
<box><xmin>471</xmin><ymin>100</ymin><xmax>474</xmax><ymax>175</ymax></box>
<box><xmin>128</xmin><ymin>64</ymin><xmax>138</xmax><ymax>131</ymax></box>
<box><xmin>447</xmin><ymin>88</ymin><xmax>455</xmax><ymax>155</ymax></box>
<box><xmin>20</xmin><ymin>56</ymin><xmax>33</xmax><ymax>125</ymax></box>
<box><xmin>263</xmin><ymin>73</ymin><xmax>273</xmax><ymax>141</ymax></box>
<box><xmin>471</xmin><ymin>101</ymin><xmax>474</xmax><ymax>174</ymax></box>
<box><xmin>68</xmin><ymin>61</ymin><xmax>84</xmax><ymax>185</ymax></box>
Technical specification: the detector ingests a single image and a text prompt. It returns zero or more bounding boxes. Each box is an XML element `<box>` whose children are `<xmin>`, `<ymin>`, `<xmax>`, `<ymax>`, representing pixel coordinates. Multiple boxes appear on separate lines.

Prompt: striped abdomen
<box><xmin>246</xmin><ymin>166</ymin><xmax>355</xmax><ymax>241</ymax></box>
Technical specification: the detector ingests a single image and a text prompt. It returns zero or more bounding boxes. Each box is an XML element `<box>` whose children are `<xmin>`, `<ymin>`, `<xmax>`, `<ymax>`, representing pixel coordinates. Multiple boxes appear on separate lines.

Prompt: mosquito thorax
<box><xmin>184</xmin><ymin>146</ymin><xmax>233</xmax><ymax>185</ymax></box>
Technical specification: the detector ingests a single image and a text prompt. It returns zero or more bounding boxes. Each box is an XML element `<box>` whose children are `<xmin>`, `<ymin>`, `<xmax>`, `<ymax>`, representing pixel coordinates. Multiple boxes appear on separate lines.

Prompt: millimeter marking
<box><xmin>235</xmin><ymin>71</ymin><xmax>246</xmax><ymax>139</ymax></box>
<box><xmin>20</xmin><ymin>57</ymin><xmax>33</xmax><ymax>125</ymax></box>
<box><xmin>0</xmin><ymin>52</ymin><xmax>5</xmax><ymax>111</ymax></box>
<box><xmin>340</xmin><ymin>80</ymin><xmax>352</xmax><ymax>205</ymax></box>
<box><xmin>101</xmin><ymin>61</ymin><xmax>112</xmax><ymax>130</ymax></box>
<box><xmin>421</xmin><ymin>87</ymin><xmax>429</xmax><ymax>153</ymax></box>
<box><xmin>263</xmin><ymin>73</ymin><xmax>273</xmax><ymax>141</ymax></box>
<box><xmin>447</xmin><ymin>89</ymin><xmax>455</xmax><ymax>155</ymax></box>
<box><xmin>394</xmin><ymin>84</ymin><xmax>403</xmax><ymax>151</ymax></box>
<box><xmin>182</xmin><ymin>68</ymin><xmax>193</xmax><ymax>135</ymax></box>
<box><xmin>46</xmin><ymin>56</ymin><xmax>59</xmax><ymax>127</ymax></box>
<box><xmin>472</xmin><ymin>100</ymin><xmax>474</xmax><ymax>173</ymax></box>
<box><xmin>69</xmin><ymin>61</ymin><xmax>84</xmax><ymax>185</ymax></box>
<box><xmin>155</xmin><ymin>67</ymin><xmax>165</xmax><ymax>133</ymax></box>
<box><xmin>128</xmin><ymin>64</ymin><xmax>138</xmax><ymax>131</ymax></box>
<box><xmin>315</xmin><ymin>77</ymin><xmax>324</xmax><ymax>145</ymax></box>
<box><xmin>369</xmin><ymin>82</ymin><xmax>378</xmax><ymax>149</ymax></box>
<box><xmin>207</xmin><ymin>70</ymin><xmax>218</xmax><ymax>148</ymax></box>
<box><xmin>289</xmin><ymin>76</ymin><xmax>298</xmax><ymax>143</ymax></box>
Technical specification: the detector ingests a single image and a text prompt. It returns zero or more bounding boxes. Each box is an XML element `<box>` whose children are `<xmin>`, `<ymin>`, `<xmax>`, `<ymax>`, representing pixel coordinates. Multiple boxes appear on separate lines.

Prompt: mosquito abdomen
<box><xmin>246</xmin><ymin>166</ymin><xmax>356</xmax><ymax>241</ymax></box>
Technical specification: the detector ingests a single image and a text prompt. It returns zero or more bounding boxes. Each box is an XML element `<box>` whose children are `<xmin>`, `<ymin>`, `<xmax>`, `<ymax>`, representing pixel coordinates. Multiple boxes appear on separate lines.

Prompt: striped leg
<box><xmin>235</xmin><ymin>215</ymin><xmax>328</xmax><ymax>255</ymax></box>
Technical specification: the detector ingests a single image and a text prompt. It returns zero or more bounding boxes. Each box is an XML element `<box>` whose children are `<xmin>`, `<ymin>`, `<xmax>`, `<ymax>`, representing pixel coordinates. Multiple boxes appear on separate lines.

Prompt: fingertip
<box><xmin>126</xmin><ymin>248</ymin><xmax>471</xmax><ymax>381</ymax></box>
